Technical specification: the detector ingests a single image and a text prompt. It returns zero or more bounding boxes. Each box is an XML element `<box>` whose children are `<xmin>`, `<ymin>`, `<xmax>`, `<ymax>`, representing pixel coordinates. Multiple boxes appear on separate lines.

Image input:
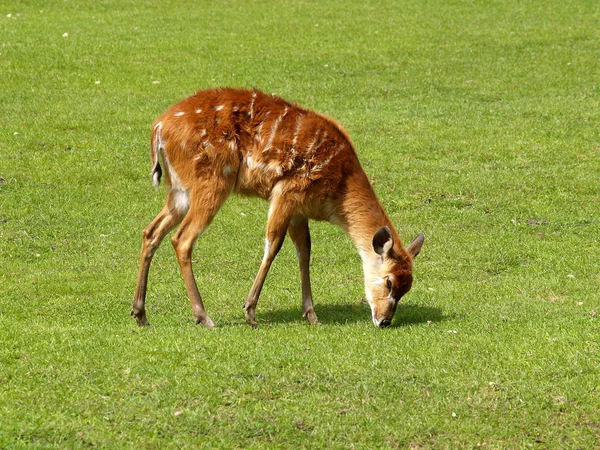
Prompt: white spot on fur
<box><xmin>196</xmin><ymin>109</ymin><xmax>202</xmax><ymax>114</ymax></box>
<box><xmin>268</xmin><ymin>161</ymin><xmax>283</xmax><ymax>176</ymax></box>
<box><xmin>305</xmin><ymin>129</ymin><xmax>321</xmax><ymax>155</ymax></box>
<box><xmin>246</xmin><ymin>154</ymin><xmax>283</xmax><ymax>176</ymax></box>
<box><xmin>249</xmin><ymin>91</ymin><xmax>257</xmax><ymax>119</ymax></box>
<box><xmin>291</xmin><ymin>115</ymin><xmax>303</xmax><ymax>152</ymax></box>
<box><xmin>154</xmin><ymin>121</ymin><xmax>162</xmax><ymax>130</ymax></box>
<box><xmin>314</xmin><ymin>131</ymin><xmax>328</xmax><ymax>152</ymax></box>
<box><xmin>312</xmin><ymin>143</ymin><xmax>344</xmax><ymax>173</ymax></box>
<box><xmin>215</xmin><ymin>105</ymin><xmax>224</xmax><ymax>111</ymax></box>
<box><xmin>263</xmin><ymin>108</ymin><xmax>287</xmax><ymax>153</ymax></box>
<box><xmin>223</xmin><ymin>165</ymin><xmax>233</xmax><ymax>176</ymax></box>
<box><xmin>172</xmin><ymin>188</ymin><xmax>190</xmax><ymax>215</ymax></box>
<box><xmin>174</xmin><ymin>112</ymin><xmax>185</xmax><ymax>117</ymax></box>
<box><xmin>232</xmin><ymin>106</ymin><xmax>239</xmax><ymax>112</ymax></box>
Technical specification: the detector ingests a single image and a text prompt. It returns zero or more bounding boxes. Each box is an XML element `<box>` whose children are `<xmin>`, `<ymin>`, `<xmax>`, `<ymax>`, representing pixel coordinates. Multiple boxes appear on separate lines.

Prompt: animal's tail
<box><xmin>150</xmin><ymin>122</ymin><xmax>163</xmax><ymax>188</ymax></box>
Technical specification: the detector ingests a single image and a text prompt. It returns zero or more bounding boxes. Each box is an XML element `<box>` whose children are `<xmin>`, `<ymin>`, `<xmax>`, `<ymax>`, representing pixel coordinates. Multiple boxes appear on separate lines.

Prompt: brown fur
<box><xmin>132</xmin><ymin>88</ymin><xmax>423</xmax><ymax>328</ymax></box>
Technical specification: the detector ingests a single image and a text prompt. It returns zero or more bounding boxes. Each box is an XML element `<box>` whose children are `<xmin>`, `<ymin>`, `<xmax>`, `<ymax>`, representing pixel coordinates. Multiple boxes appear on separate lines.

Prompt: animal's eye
<box><xmin>386</xmin><ymin>278</ymin><xmax>392</xmax><ymax>290</ymax></box>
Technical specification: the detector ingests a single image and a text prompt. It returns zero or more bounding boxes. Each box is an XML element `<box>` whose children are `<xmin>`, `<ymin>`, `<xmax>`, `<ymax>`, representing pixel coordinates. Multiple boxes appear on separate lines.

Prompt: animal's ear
<box><xmin>407</xmin><ymin>233</ymin><xmax>424</xmax><ymax>258</ymax></box>
<box><xmin>373</xmin><ymin>226</ymin><xmax>394</xmax><ymax>257</ymax></box>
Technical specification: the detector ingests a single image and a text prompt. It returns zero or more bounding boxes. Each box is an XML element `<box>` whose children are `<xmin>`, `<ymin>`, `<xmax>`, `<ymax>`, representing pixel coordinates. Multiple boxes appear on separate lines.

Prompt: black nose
<box><xmin>379</xmin><ymin>319</ymin><xmax>391</xmax><ymax>328</ymax></box>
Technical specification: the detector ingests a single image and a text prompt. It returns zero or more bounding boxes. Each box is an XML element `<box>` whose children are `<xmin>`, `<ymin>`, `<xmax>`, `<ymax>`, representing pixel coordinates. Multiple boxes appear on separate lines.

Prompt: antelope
<box><xmin>132</xmin><ymin>88</ymin><xmax>424</xmax><ymax>329</ymax></box>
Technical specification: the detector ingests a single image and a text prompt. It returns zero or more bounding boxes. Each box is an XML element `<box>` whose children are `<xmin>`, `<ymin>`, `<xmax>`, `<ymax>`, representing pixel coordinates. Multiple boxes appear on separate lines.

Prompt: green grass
<box><xmin>1</xmin><ymin>0</ymin><xmax>599</xmax><ymax>447</ymax></box>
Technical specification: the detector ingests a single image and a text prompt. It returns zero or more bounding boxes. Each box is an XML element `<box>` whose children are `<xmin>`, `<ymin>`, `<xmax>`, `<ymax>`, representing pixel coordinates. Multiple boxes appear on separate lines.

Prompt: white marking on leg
<box><xmin>262</xmin><ymin>238</ymin><xmax>272</xmax><ymax>263</ymax></box>
<box><xmin>174</xmin><ymin>112</ymin><xmax>185</xmax><ymax>117</ymax></box>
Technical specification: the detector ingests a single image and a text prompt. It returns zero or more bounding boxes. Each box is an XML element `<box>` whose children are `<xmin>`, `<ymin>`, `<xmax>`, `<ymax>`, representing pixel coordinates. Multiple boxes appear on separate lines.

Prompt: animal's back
<box><xmin>154</xmin><ymin>88</ymin><xmax>359</xmax><ymax>207</ymax></box>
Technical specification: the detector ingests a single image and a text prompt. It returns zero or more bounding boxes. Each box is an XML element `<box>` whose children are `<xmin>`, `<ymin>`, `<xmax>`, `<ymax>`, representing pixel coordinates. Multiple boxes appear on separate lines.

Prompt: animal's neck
<box><xmin>332</xmin><ymin>168</ymin><xmax>402</xmax><ymax>261</ymax></box>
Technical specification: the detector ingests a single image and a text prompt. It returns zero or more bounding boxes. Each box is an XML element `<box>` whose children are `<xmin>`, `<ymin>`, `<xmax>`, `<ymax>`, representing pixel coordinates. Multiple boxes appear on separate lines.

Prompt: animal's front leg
<box><xmin>288</xmin><ymin>217</ymin><xmax>319</xmax><ymax>325</ymax></box>
<box><xmin>244</xmin><ymin>196</ymin><xmax>293</xmax><ymax>327</ymax></box>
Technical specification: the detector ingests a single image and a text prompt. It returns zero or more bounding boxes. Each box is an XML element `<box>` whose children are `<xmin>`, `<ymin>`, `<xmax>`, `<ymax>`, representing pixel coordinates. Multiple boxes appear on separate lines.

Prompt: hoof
<box><xmin>303</xmin><ymin>309</ymin><xmax>320</xmax><ymax>325</ymax></box>
<box><xmin>244</xmin><ymin>308</ymin><xmax>259</xmax><ymax>328</ymax></box>
<box><xmin>131</xmin><ymin>308</ymin><xmax>150</xmax><ymax>327</ymax></box>
<box><xmin>195</xmin><ymin>315</ymin><xmax>215</xmax><ymax>329</ymax></box>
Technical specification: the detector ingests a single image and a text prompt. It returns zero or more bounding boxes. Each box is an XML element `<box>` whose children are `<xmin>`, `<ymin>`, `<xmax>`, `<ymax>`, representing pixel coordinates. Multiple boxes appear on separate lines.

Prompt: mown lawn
<box><xmin>1</xmin><ymin>0</ymin><xmax>599</xmax><ymax>448</ymax></box>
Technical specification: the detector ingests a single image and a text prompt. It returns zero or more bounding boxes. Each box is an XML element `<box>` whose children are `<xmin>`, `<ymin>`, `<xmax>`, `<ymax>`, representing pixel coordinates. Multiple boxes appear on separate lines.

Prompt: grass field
<box><xmin>1</xmin><ymin>0</ymin><xmax>599</xmax><ymax>448</ymax></box>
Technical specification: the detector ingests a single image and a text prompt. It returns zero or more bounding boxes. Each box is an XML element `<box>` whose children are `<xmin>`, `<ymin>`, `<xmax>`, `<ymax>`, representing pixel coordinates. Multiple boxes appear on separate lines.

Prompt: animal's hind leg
<box><xmin>288</xmin><ymin>217</ymin><xmax>319</xmax><ymax>325</ymax></box>
<box><xmin>171</xmin><ymin>178</ymin><xmax>234</xmax><ymax>328</ymax></box>
<box><xmin>132</xmin><ymin>191</ymin><xmax>186</xmax><ymax>326</ymax></box>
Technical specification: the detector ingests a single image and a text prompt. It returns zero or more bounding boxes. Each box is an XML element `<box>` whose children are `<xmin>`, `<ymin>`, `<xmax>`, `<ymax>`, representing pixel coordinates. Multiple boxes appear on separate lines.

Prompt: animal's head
<box><xmin>363</xmin><ymin>226</ymin><xmax>424</xmax><ymax>328</ymax></box>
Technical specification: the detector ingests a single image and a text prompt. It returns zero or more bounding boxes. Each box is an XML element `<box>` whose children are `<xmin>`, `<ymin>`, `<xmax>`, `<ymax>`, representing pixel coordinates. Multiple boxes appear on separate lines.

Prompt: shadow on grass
<box><xmin>262</xmin><ymin>302</ymin><xmax>446</xmax><ymax>327</ymax></box>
